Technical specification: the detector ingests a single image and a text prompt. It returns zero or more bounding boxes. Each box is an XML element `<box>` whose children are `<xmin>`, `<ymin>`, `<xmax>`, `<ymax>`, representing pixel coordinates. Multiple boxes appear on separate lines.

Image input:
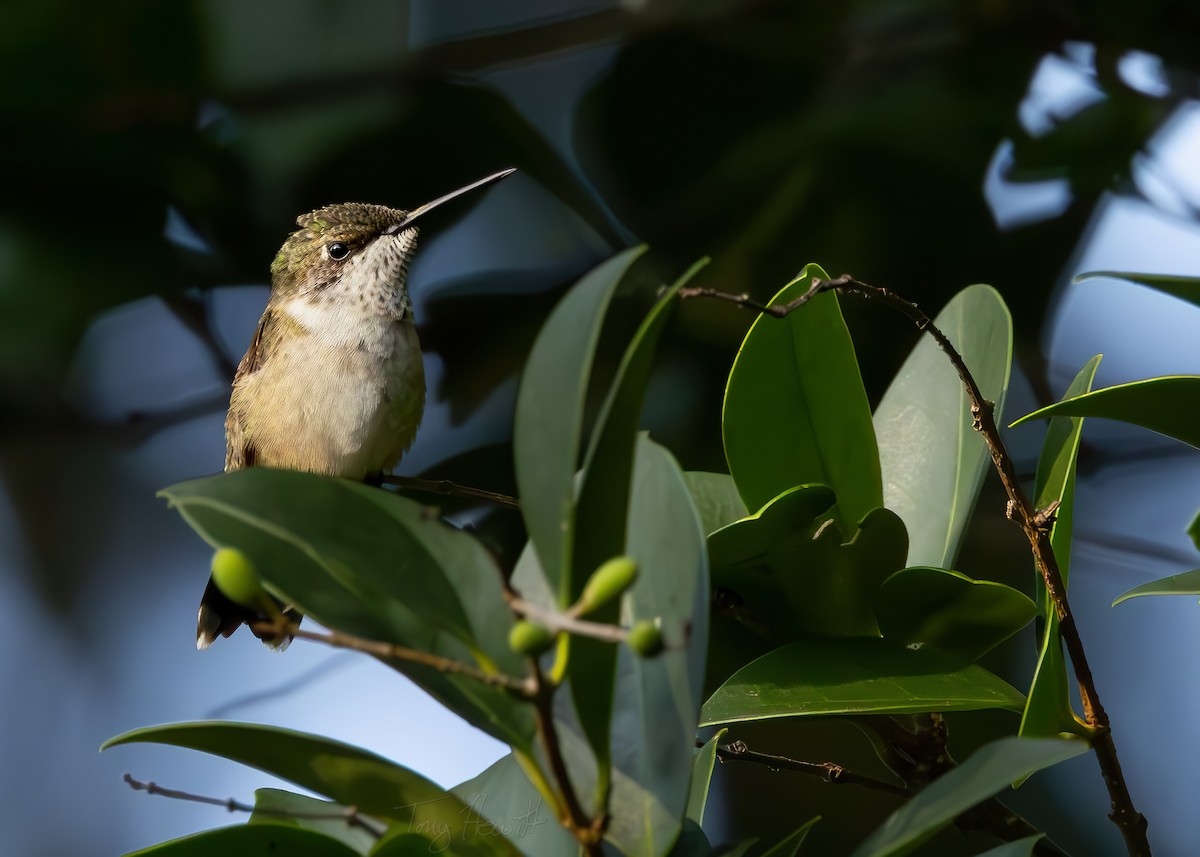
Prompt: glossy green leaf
<box><xmin>710</xmin><ymin>487</ymin><xmax>906</xmax><ymax>639</ymax></box>
<box><xmin>159</xmin><ymin>470</ymin><xmax>533</xmax><ymax>748</ymax></box>
<box><xmin>850</xmin><ymin>737</ymin><xmax>1087</xmax><ymax>857</ymax></box>
<box><xmin>971</xmin><ymin>835</ymin><xmax>1045</xmax><ymax>857</ymax></box>
<box><xmin>1113</xmin><ymin>568</ymin><xmax>1200</xmax><ymax>604</ymax></box>
<box><xmin>1021</xmin><ymin>356</ymin><xmax>1100</xmax><ymax>741</ymax></box>
<box><xmin>687</xmin><ymin>731</ymin><xmax>725</xmax><ymax>827</ymax></box>
<box><xmin>124</xmin><ymin>823</ymin><xmax>362</xmax><ymax>857</ymax></box>
<box><xmin>514</xmin><ymin>246</ymin><xmax>647</xmax><ymax>603</ymax></box>
<box><xmin>874</xmin><ymin>285</ymin><xmax>1013</xmax><ymax>569</ymax></box>
<box><xmin>567</xmin><ymin>261</ymin><xmax>699</xmax><ymax>811</ymax></box>
<box><xmin>1010</xmin><ymin>376</ymin><xmax>1200</xmax><ymax>449</ymax></box>
<box><xmin>103</xmin><ymin>722</ymin><xmax>517</xmax><ymax>857</ymax></box>
<box><xmin>669</xmin><ymin>820</ymin><xmax>713</xmax><ymax>857</ymax></box>
<box><xmin>875</xmin><ymin>567</ymin><xmax>1036</xmax><ymax>663</ymax></box>
<box><xmin>683</xmin><ymin>471</ymin><xmax>749</xmax><ymax>536</ymax></box>
<box><xmin>251</xmin><ymin>789</ymin><xmax>376</xmax><ymax>855</ymax></box>
<box><xmin>452</xmin><ymin>754</ymin><xmax>577</xmax><ymax>857</ymax></box>
<box><xmin>759</xmin><ymin>818</ymin><xmax>820</xmax><ymax>857</ymax></box>
<box><xmin>1075</xmin><ymin>270</ymin><xmax>1200</xmax><ymax>311</ymax></box>
<box><xmin>700</xmin><ymin>638</ymin><xmax>1025</xmax><ymax>725</ymax></box>
<box><xmin>723</xmin><ymin>262</ymin><xmax>882</xmax><ymax>533</ymax></box>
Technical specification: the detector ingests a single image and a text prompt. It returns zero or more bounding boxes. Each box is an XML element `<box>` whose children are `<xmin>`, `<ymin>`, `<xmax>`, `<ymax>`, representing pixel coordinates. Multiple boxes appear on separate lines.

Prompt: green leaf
<box><xmin>1113</xmin><ymin>568</ymin><xmax>1200</xmax><ymax>604</ymax></box>
<box><xmin>567</xmin><ymin>261</ymin><xmax>699</xmax><ymax>811</ymax></box>
<box><xmin>687</xmin><ymin>731</ymin><xmax>725</xmax><ymax>827</ymax></box>
<box><xmin>710</xmin><ymin>487</ymin><xmax>906</xmax><ymax>639</ymax></box>
<box><xmin>367</xmin><ymin>833</ymin><xmax>441</xmax><ymax>857</ymax></box>
<box><xmin>970</xmin><ymin>835</ymin><xmax>1045</xmax><ymax>857</ymax></box>
<box><xmin>159</xmin><ymin>471</ymin><xmax>533</xmax><ymax>749</ymax></box>
<box><xmin>513</xmin><ymin>246</ymin><xmax>647</xmax><ymax>603</ymax></box>
<box><xmin>1021</xmin><ymin>356</ymin><xmax>1101</xmax><ymax>741</ymax></box>
<box><xmin>251</xmin><ymin>789</ymin><xmax>376</xmax><ymax>855</ymax></box>
<box><xmin>1075</xmin><ymin>270</ymin><xmax>1200</xmax><ymax>311</ymax></box>
<box><xmin>759</xmin><ymin>818</ymin><xmax>820</xmax><ymax>857</ymax></box>
<box><xmin>102</xmin><ymin>722</ymin><xmax>518</xmax><ymax>857</ymax></box>
<box><xmin>850</xmin><ymin>737</ymin><xmax>1086</xmax><ymax>857</ymax></box>
<box><xmin>875</xmin><ymin>567</ymin><xmax>1036</xmax><ymax>663</ymax></box>
<box><xmin>1010</xmin><ymin>376</ymin><xmax>1200</xmax><ymax>449</ymax></box>
<box><xmin>452</xmin><ymin>754</ymin><xmax>577</xmax><ymax>857</ymax></box>
<box><xmin>700</xmin><ymin>638</ymin><xmax>1025</xmax><ymax>725</ymax></box>
<box><xmin>723</xmin><ymin>263</ymin><xmax>882</xmax><ymax>533</ymax></box>
<box><xmin>123</xmin><ymin>823</ymin><xmax>362</xmax><ymax>857</ymax></box>
<box><xmin>683</xmin><ymin>471</ymin><xmax>749</xmax><ymax>536</ymax></box>
<box><xmin>874</xmin><ymin>284</ymin><xmax>1013</xmax><ymax>569</ymax></box>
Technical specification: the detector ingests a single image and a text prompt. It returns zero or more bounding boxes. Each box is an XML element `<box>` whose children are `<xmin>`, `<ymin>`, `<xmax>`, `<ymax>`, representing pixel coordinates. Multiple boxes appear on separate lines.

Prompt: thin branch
<box><xmin>707</xmin><ymin>738</ymin><xmax>909</xmax><ymax>798</ymax></box>
<box><xmin>249</xmin><ymin>619</ymin><xmax>534</xmax><ymax>698</ymax></box>
<box><xmin>680</xmin><ymin>276</ymin><xmax>1151</xmax><ymax>857</ymax></box>
<box><xmin>381</xmin><ymin>474</ymin><xmax>519</xmax><ymax>509</ymax></box>
<box><xmin>507</xmin><ymin>596</ymin><xmax>630</xmax><ymax>645</ymax></box>
<box><xmin>122</xmin><ymin>773</ymin><xmax>387</xmax><ymax>838</ymax></box>
<box><xmin>529</xmin><ymin>661</ymin><xmax>605</xmax><ymax>854</ymax></box>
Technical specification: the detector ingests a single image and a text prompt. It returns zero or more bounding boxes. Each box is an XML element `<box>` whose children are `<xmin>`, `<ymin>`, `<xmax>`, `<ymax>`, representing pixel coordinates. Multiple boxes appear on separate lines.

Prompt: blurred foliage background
<box><xmin>5</xmin><ymin>1</ymin><xmax>1200</xmax><ymax>855</ymax></box>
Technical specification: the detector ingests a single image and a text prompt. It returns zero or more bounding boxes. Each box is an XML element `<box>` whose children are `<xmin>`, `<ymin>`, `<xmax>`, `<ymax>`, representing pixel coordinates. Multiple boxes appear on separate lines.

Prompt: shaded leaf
<box><xmin>251</xmin><ymin>789</ymin><xmax>376</xmax><ymax>855</ymax></box>
<box><xmin>1010</xmin><ymin>376</ymin><xmax>1200</xmax><ymax>449</ymax></box>
<box><xmin>1113</xmin><ymin>568</ymin><xmax>1200</xmax><ymax>604</ymax></box>
<box><xmin>159</xmin><ymin>471</ymin><xmax>533</xmax><ymax>748</ymax></box>
<box><xmin>723</xmin><ymin>263</ymin><xmax>882</xmax><ymax>533</ymax></box>
<box><xmin>970</xmin><ymin>835</ymin><xmax>1045</xmax><ymax>856</ymax></box>
<box><xmin>683</xmin><ymin>471</ymin><xmax>749</xmax><ymax>536</ymax></box>
<box><xmin>123</xmin><ymin>823</ymin><xmax>361</xmax><ymax>857</ymax></box>
<box><xmin>874</xmin><ymin>285</ymin><xmax>1013</xmax><ymax>569</ymax></box>
<box><xmin>875</xmin><ymin>567</ymin><xmax>1036</xmax><ymax>663</ymax></box>
<box><xmin>452</xmin><ymin>754</ymin><xmax>577</xmax><ymax>857</ymax></box>
<box><xmin>710</xmin><ymin>487</ymin><xmax>906</xmax><ymax>639</ymax></box>
<box><xmin>103</xmin><ymin>722</ymin><xmax>517</xmax><ymax>857</ymax></box>
<box><xmin>850</xmin><ymin>737</ymin><xmax>1086</xmax><ymax>857</ymax></box>
<box><xmin>1075</xmin><ymin>270</ymin><xmax>1200</xmax><ymax>312</ymax></box>
<box><xmin>368</xmin><ymin>833</ymin><xmax>441</xmax><ymax>857</ymax></box>
<box><xmin>1021</xmin><ymin>356</ymin><xmax>1101</xmax><ymax>741</ymax></box>
<box><xmin>700</xmin><ymin>639</ymin><xmax>1025</xmax><ymax>725</ymax></box>
<box><xmin>759</xmin><ymin>818</ymin><xmax>820</xmax><ymax>857</ymax></box>
<box><xmin>687</xmin><ymin>731</ymin><xmax>725</xmax><ymax>827</ymax></box>
<box><xmin>514</xmin><ymin>246</ymin><xmax>647</xmax><ymax>603</ymax></box>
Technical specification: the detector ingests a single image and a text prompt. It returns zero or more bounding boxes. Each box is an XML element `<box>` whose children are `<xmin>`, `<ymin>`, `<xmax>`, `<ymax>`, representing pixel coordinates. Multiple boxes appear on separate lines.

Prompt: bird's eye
<box><xmin>327</xmin><ymin>242</ymin><xmax>351</xmax><ymax>260</ymax></box>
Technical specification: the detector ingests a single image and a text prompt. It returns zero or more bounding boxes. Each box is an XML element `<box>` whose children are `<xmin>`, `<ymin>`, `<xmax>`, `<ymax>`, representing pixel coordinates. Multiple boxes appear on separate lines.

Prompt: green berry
<box><xmin>627</xmin><ymin>620</ymin><xmax>664</xmax><ymax>657</ymax></box>
<box><xmin>577</xmin><ymin>556</ymin><xmax>638</xmax><ymax>615</ymax></box>
<box><xmin>509</xmin><ymin>620</ymin><xmax>555</xmax><ymax>656</ymax></box>
<box><xmin>210</xmin><ymin>547</ymin><xmax>269</xmax><ymax>610</ymax></box>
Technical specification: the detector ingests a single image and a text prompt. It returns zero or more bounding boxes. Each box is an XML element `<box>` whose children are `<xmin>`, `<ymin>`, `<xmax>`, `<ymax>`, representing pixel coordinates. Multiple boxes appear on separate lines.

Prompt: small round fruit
<box><xmin>210</xmin><ymin>548</ymin><xmax>268</xmax><ymax>610</ymax></box>
<box><xmin>577</xmin><ymin>556</ymin><xmax>638</xmax><ymax>615</ymax></box>
<box><xmin>509</xmin><ymin>620</ymin><xmax>555</xmax><ymax>656</ymax></box>
<box><xmin>627</xmin><ymin>620</ymin><xmax>664</xmax><ymax>657</ymax></box>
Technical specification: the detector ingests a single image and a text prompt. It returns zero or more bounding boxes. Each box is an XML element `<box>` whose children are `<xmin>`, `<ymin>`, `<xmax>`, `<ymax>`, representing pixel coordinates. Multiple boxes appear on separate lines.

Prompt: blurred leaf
<box><xmin>970</xmin><ymin>835</ymin><xmax>1045</xmax><ymax>856</ymax></box>
<box><xmin>710</xmin><ymin>488</ymin><xmax>906</xmax><ymax>639</ymax></box>
<box><xmin>1113</xmin><ymin>568</ymin><xmax>1200</xmax><ymax>604</ymax></box>
<box><xmin>849</xmin><ymin>737</ymin><xmax>1087</xmax><ymax>857</ymax></box>
<box><xmin>683</xmin><ymin>471</ymin><xmax>749</xmax><ymax>535</ymax></box>
<box><xmin>875</xmin><ymin>567</ymin><xmax>1035</xmax><ymax>663</ymax></box>
<box><xmin>367</xmin><ymin>833</ymin><xmax>440</xmax><ymax>857</ymax></box>
<box><xmin>567</xmin><ymin>261</ymin><xmax>699</xmax><ymax>805</ymax></box>
<box><xmin>251</xmin><ymin>789</ymin><xmax>376</xmax><ymax>855</ymax></box>
<box><xmin>1021</xmin><ymin>356</ymin><xmax>1100</xmax><ymax>741</ymax></box>
<box><xmin>103</xmin><ymin>723</ymin><xmax>516</xmax><ymax>857</ymax></box>
<box><xmin>124</xmin><ymin>823</ymin><xmax>361</xmax><ymax>857</ymax></box>
<box><xmin>687</xmin><ymin>730</ymin><xmax>725</xmax><ymax>826</ymax></box>
<box><xmin>669</xmin><ymin>820</ymin><xmax>713</xmax><ymax>857</ymax></box>
<box><xmin>1075</xmin><ymin>271</ymin><xmax>1200</xmax><ymax>312</ymax></box>
<box><xmin>1010</xmin><ymin>376</ymin><xmax>1200</xmax><ymax>449</ymax></box>
<box><xmin>759</xmin><ymin>818</ymin><xmax>820</xmax><ymax>857</ymax></box>
<box><xmin>874</xmin><ymin>285</ymin><xmax>1013</xmax><ymax>569</ymax></box>
<box><xmin>159</xmin><ymin>470</ymin><xmax>533</xmax><ymax>748</ymax></box>
<box><xmin>452</xmin><ymin>754</ymin><xmax>578</xmax><ymax>857</ymax></box>
<box><xmin>700</xmin><ymin>638</ymin><xmax>1024</xmax><ymax>725</ymax></box>
<box><xmin>514</xmin><ymin>246</ymin><xmax>646</xmax><ymax>605</ymax></box>
<box><xmin>723</xmin><ymin>263</ymin><xmax>882</xmax><ymax>533</ymax></box>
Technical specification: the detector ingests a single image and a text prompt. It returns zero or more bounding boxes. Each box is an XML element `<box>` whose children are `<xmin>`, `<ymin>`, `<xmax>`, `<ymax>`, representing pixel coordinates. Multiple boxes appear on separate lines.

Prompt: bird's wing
<box><xmin>224</xmin><ymin>308</ymin><xmax>277</xmax><ymax>471</ymax></box>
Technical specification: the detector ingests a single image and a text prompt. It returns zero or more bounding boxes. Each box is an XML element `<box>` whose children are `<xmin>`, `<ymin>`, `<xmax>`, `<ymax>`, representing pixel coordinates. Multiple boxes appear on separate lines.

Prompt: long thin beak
<box><xmin>382</xmin><ymin>168</ymin><xmax>517</xmax><ymax>236</ymax></box>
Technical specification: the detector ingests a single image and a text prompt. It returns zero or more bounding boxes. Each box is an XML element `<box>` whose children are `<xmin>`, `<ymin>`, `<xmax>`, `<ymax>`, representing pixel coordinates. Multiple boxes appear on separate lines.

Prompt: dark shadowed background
<box><xmin>4</xmin><ymin>2</ymin><xmax>1200</xmax><ymax>855</ymax></box>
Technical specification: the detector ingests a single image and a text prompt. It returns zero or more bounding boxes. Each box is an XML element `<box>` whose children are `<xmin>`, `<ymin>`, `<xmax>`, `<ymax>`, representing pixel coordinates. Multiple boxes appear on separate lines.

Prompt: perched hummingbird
<box><xmin>196</xmin><ymin>168</ymin><xmax>516</xmax><ymax>649</ymax></box>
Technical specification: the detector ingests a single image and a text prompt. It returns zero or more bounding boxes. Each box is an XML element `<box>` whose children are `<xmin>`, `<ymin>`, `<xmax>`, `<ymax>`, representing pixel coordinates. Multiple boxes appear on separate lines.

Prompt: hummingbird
<box><xmin>196</xmin><ymin>168</ymin><xmax>516</xmax><ymax>649</ymax></box>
